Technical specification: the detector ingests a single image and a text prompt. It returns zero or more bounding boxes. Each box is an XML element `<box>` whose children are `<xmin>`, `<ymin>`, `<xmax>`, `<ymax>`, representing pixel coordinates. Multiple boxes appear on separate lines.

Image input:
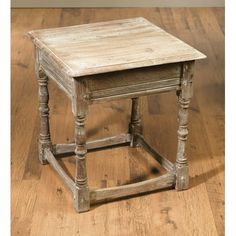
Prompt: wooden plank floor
<box><xmin>11</xmin><ymin>8</ymin><xmax>224</xmax><ymax>236</ymax></box>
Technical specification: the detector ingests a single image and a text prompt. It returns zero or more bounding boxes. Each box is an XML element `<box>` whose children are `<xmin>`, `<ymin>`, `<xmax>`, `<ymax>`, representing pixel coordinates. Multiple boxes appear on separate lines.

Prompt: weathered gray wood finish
<box><xmin>28</xmin><ymin>17</ymin><xmax>206</xmax><ymax>213</ymax></box>
<box><xmin>175</xmin><ymin>61</ymin><xmax>194</xmax><ymax>190</ymax></box>
<box><xmin>129</xmin><ymin>97</ymin><xmax>142</xmax><ymax>147</ymax></box>
<box><xmin>28</xmin><ymin>17</ymin><xmax>205</xmax><ymax>77</ymax></box>
<box><xmin>35</xmin><ymin>48</ymin><xmax>52</xmax><ymax>164</ymax></box>
<box><xmin>137</xmin><ymin>134</ymin><xmax>174</xmax><ymax>172</ymax></box>
<box><xmin>90</xmin><ymin>172</ymin><xmax>175</xmax><ymax>204</ymax></box>
<box><xmin>53</xmin><ymin>133</ymin><xmax>131</xmax><ymax>155</ymax></box>
<box><xmin>74</xmin><ymin>111</ymin><xmax>90</xmax><ymax>212</ymax></box>
<box><xmin>45</xmin><ymin>149</ymin><xmax>75</xmax><ymax>192</ymax></box>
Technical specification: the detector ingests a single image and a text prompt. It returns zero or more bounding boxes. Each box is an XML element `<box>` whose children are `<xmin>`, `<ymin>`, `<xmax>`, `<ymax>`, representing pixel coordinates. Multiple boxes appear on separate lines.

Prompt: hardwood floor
<box><xmin>11</xmin><ymin>8</ymin><xmax>224</xmax><ymax>236</ymax></box>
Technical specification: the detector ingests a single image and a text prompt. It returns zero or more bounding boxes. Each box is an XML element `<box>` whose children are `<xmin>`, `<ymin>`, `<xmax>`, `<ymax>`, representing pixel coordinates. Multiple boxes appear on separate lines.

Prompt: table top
<box><xmin>28</xmin><ymin>17</ymin><xmax>206</xmax><ymax>77</ymax></box>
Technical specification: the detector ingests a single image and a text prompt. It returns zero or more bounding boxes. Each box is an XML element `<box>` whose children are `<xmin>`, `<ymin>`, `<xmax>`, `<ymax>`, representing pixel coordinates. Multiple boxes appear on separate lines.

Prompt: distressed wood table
<box><xmin>28</xmin><ymin>17</ymin><xmax>206</xmax><ymax>213</ymax></box>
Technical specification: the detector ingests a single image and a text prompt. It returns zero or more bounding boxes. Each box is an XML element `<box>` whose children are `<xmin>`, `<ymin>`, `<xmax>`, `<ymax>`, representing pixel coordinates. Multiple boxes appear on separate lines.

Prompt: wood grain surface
<box><xmin>11</xmin><ymin>8</ymin><xmax>224</xmax><ymax>236</ymax></box>
<box><xmin>28</xmin><ymin>17</ymin><xmax>205</xmax><ymax>77</ymax></box>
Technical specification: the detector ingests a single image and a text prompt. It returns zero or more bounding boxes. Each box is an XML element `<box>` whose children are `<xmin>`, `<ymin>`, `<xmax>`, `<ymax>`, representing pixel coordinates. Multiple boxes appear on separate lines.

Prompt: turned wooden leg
<box><xmin>129</xmin><ymin>97</ymin><xmax>142</xmax><ymax>147</ymax></box>
<box><xmin>73</xmin><ymin>114</ymin><xmax>90</xmax><ymax>212</ymax></box>
<box><xmin>175</xmin><ymin>61</ymin><xmax>194</xmax><ymax>190</ymax></box>
<box><xmin>36</xmin><ymin>67</ymin><xmax>52</xmax><ymax>164</ymax></box>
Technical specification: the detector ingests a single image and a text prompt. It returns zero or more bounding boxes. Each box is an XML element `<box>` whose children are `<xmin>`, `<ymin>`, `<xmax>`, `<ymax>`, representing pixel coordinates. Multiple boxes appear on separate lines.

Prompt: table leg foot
<box><xmin>73</xmin><ymin>187</ymin><xmax>90</xmax><ymax>213</ymax></box>
<box><xmin>175</xmin><ymin>165</ymin><xmax>189</xmax><ymax>190</ymax></box>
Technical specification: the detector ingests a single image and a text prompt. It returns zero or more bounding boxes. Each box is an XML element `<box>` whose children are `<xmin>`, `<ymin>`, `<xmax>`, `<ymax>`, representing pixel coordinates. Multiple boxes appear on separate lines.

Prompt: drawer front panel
<box><xmin>80</xmin><ymin>63</ymin><xmax>181</xmax><ymax>102</ymax></box>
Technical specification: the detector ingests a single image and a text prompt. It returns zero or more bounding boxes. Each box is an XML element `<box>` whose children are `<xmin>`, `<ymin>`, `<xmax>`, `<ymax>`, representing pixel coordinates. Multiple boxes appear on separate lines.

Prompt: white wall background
<box><xmin>12</xmin><ymin>0</ymin><xmax>225</xmax><ymax>8</ymax></box>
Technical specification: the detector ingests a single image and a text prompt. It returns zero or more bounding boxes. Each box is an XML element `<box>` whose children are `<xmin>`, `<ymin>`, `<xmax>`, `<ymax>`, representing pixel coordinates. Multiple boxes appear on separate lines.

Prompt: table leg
<box><xmin>175</xmin><ymin>62</ymin><xmax>194</xmax><ymax>190</ymax></box>
<box><xmin>73</xmin><ymin>113</ymin><xmax>90</xmax><ymax>212</ymax></box>
<box><xmin>36</xmin><ymin>67</ymin><xmax>52</xmax><ymax>164</ymax></box>
<box><xmin>129</xmin><ymin>97</ymin><xmax>142</xmax><ymax>147</ymax></box>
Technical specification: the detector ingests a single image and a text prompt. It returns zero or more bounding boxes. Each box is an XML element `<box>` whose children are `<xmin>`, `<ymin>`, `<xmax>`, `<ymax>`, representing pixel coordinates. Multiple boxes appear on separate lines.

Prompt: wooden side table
<box><xmin>28</xmin><ymin>17</ymin><xmax>206</xmax><ymax>213</ymax></box>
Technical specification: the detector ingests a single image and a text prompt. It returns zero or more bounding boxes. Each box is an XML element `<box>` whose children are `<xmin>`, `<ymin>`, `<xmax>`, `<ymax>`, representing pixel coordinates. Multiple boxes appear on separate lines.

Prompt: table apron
<box><xmin>87</xmin><ymin>77</ymin><xmax>180</xmax><ymax>102</ymax></box>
